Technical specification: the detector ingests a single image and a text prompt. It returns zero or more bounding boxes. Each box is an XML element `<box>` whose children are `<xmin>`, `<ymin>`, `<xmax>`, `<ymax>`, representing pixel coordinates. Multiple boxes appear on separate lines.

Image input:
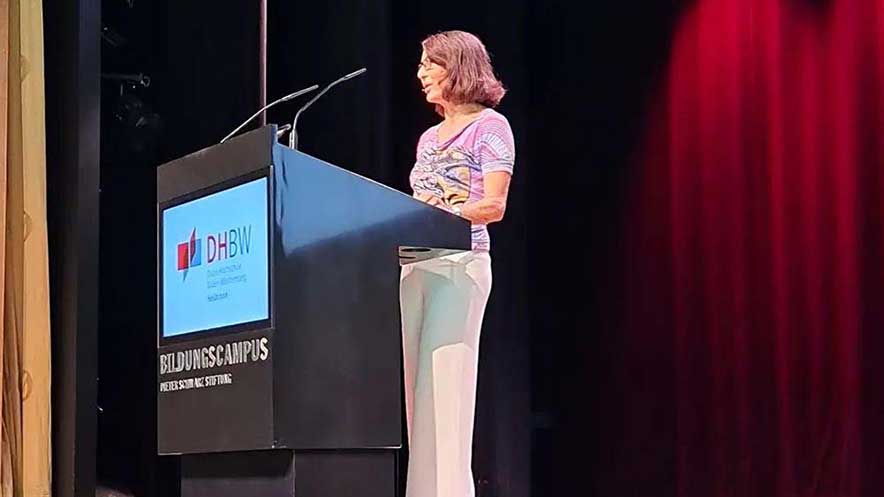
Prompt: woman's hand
<box><xmin>415</xmin><ymin>192</ymin><xmax>447</xmax><ymax>209</ymax></box>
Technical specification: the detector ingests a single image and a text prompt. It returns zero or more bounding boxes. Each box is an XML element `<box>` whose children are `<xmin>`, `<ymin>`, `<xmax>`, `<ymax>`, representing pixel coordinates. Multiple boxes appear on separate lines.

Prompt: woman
<box><xmin>400</xmin><ymin>30</ymin><xmax>515</xmax><ymax>497</ymax></box>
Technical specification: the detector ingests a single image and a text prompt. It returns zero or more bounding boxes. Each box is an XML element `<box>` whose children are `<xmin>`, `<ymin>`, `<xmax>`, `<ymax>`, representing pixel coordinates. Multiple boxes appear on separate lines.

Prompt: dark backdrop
<box><xmin>93</xmin><ymin>1</ymin><xmax>680</xmax><ymax>496</ymax></box>
<box><xmin>95</xmin><ymin>1</ymin><xmax>867</xmax><ymax>497</ymax></box>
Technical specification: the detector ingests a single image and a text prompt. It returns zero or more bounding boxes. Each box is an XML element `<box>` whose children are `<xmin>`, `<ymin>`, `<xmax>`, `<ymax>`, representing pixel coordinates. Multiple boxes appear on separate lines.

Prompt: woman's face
<box><xmin>417</xmin><ymin>50</ymin><xmax>448</xmax><ymax>106</ymax></box>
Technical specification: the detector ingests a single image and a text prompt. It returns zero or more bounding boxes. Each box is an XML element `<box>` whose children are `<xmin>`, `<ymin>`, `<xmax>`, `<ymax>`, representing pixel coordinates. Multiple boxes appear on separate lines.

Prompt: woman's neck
<box><xmin>442</xmin><ymin>102</ymin><xmax>486</xmax><ymax>123</ymax></box>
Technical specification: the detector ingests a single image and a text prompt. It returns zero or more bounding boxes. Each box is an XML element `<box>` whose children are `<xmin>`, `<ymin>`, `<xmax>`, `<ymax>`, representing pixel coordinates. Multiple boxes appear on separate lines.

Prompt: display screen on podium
<box><xmin>159</xmin><ymin>173</ymin><xmax>271</xmax><ymax>340</ymax></box>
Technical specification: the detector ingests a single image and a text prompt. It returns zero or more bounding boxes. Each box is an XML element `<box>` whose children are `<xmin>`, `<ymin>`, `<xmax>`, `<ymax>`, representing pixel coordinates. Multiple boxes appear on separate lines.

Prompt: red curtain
<box><xmin>623</xmin><ymin>0</ymin><xmax>884</xmax><ymax>495</ymax></box>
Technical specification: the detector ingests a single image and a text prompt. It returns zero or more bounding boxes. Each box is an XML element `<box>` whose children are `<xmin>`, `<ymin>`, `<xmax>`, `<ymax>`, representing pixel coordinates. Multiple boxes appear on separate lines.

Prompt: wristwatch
<box><xmin>452</xmin><ymin>205</ymin><xmax>463</xmax><ymax>217</ymax></box>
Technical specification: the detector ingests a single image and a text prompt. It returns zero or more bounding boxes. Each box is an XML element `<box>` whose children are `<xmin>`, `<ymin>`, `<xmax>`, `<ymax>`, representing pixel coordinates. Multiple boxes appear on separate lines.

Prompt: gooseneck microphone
<box><xmin>220</xmin><ymin>84</ymin><xmax>319</xmax><ymax>144</ymax></box>
<box><xmin>288</xmin><ymin>68</ymin><xmax>367</xmax><ymax>150</ymax></box>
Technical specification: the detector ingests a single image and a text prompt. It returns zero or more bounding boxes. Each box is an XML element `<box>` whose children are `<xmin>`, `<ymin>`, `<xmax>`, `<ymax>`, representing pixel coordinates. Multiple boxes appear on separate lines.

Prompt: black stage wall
<box><xmin>44</xmin><ymin>0</ymin><xmax>101</xmax><ymax>496</ymax></box>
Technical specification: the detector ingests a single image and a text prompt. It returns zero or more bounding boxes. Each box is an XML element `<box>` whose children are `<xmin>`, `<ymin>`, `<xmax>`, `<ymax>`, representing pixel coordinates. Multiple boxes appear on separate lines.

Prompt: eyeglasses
<box><xmin>417</xmin><ymin>59</ymin><xmax>439</xmax><ymax>72</ymax></box>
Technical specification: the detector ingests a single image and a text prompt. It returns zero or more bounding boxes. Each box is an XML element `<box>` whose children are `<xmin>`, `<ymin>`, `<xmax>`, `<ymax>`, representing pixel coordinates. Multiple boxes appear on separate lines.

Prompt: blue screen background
<box><xmin>162</xmin><ymin>177</ymin><xmax>270</xmax><ymax>337</ymax></box>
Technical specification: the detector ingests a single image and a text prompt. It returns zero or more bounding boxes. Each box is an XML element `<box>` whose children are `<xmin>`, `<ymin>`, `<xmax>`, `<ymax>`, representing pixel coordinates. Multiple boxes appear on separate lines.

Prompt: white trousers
<box><xmin>399</xmin><ymin>251</ymin><xmax>492</xmax><ymax>497</ymax></box>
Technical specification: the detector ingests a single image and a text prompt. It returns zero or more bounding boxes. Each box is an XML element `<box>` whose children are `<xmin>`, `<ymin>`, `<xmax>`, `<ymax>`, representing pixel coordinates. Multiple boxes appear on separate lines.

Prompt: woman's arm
<box><xmin>459</xmin><ymin>171</ymin><xmax>511</xmax><ymax>224</ymax></box>
<box><xmin>414</xmin><ymin>171</ymin><xmax>511</xmax><ymax>224</ymax></box>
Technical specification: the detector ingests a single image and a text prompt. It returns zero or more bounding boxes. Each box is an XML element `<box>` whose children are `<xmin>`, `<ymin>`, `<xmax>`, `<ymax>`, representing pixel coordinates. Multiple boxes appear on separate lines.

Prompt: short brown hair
<box><xmin>422</xmin><ymin>31</ymin><xmax>507</xmax><ymax>110</ymax></box>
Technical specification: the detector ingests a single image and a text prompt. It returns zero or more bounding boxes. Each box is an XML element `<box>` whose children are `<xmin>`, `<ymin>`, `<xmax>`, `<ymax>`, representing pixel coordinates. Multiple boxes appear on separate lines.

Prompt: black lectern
<box><xmin>156</xmin><ymin>126</ymin><xmax>469</xmax><ymax>497</ymax></box>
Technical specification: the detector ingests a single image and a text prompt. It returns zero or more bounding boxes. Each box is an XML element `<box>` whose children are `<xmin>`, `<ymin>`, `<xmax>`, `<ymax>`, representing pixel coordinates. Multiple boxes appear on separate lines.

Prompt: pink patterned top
<box><xmin>410</xmin><ymin>108</ymin><xmax>515</xmax><ymax>251</ymax></box>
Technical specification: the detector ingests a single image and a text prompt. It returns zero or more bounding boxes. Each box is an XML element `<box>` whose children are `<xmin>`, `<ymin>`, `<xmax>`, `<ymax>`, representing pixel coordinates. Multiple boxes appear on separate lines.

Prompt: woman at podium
<box><xmin>400</xmin><ymin>30</ymin><xmax>515</xmax><ymax>497</ymax></box>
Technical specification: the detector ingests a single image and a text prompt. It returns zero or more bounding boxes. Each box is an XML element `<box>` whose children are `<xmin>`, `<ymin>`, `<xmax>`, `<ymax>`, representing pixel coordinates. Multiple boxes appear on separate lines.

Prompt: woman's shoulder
<box><xmin>419</xmin><ymin>122</ymin><xmax>441</xmax><ymax>142</ymax></box>
<box><xmin>480</xmin><ymin>107</ymin><xmax>508</xmax><ymax>122</ymax></box>
<box><xmin>477</xmin><ymin>107</ymin><xmax>512</xmax><ymax>134</ymax></box>
<box><xmin>475</xmin><ymin>108</ymin><xmax>513</xmax><ymax>140</ymax></box>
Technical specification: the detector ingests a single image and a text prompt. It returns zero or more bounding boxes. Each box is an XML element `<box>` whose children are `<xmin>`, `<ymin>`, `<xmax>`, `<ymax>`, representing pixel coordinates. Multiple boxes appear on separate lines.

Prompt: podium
<box><xmin>156</xmin><ymin>125</ymin><xmax>469</xmax><ymax>497</ymax></box>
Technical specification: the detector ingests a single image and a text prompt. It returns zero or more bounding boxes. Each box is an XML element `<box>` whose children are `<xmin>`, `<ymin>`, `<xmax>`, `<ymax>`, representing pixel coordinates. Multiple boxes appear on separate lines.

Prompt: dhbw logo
<box><xmin>176</xmin><ymin>226</ymin><xmax>252</xmax><ymax>281</ymax></box>
<box><xmin>176</xmin><ymin>228</ymin><xmax>202</xmax><ymax>281</ymax></box>
<box><xmin>206</xmin><ymin>226</ymin><xmax>253</xmax><ymax>264</ymax></box>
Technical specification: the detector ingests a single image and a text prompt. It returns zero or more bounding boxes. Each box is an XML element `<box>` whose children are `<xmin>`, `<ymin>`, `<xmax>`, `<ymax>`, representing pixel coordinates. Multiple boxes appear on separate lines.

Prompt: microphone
<box><xmin>220</xmin><ymin>84</ymin><xmax>320</xmax><ymax>144</ymax></box>
<box><xmin>288</xmin><ymin>68</ymin><xmax>367</xmax><ymax>150</ymax></box>
<box><xmin>275</xmin><ymin>124</ymin><xmax>292</xmax><ymax>138</ymax></box>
